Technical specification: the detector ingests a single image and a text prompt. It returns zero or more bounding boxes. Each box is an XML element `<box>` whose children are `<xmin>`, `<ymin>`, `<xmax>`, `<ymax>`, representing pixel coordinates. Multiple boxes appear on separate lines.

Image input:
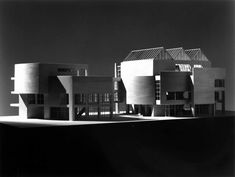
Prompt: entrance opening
<box><xmin>28</xmin><ymin>107</ymin><xmax>44</xmax><ymax>119</ymax></box>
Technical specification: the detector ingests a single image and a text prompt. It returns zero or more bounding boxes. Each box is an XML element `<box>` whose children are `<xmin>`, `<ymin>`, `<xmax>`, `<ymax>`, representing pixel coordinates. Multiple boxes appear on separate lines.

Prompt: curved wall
<box><xmin>123</xmin><ymin>76</ymin><xmax>155</xmax><ymax>105</ymax></box>
<box><xmin>14</xmin><ymin>63</ymin><xmax>40</xmax><ymax>93</ymax></box>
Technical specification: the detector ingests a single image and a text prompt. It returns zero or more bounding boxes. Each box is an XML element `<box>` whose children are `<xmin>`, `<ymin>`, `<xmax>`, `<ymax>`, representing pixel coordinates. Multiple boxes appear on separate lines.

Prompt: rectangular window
<box><xmin>114</xmin><ymin>92</ymin><xmax>119</xmax><ymax>102</ymax></box>
<box><xmin>58</xmin><ymin>68</ymin><xmax>73</xmax><ymax>73</ymax></box>
<box><xmin>99</xmin><ymin>94</ymin><xmax>104</xmax><ymax>103</ymax></box>
<box><xmin>37</xmin><ymin>94</ymin><xmax>44</xmax><ymax>104</ymax></box>
<box><xmin>175</xmin><ymin>92</ymin><xmax>184</xmax><ymax>100</ymax></box>
<box><xmin>75</xmin><ymin>94</ymin><xmax>80</xmax><ymax>104</ymax></box>
<box><xmin>196</xmin><ymin>104</ymin><xmax>209</xmax><ymax>115</ymax></box>
<box><xmin>215</xmin><ymin>91</ymin><xmax>219</xmax><ymax>101</ymax></box>
<box><xmin>117</xmin><ymin>65</ymin><xmax>121</xmax><ymax>77</ymax></box>
<box><xmin>93</xmin><ymin>93</ymin><xmax>98</xmax><ymax>103</ymax></box>
<box><xmin>188</xmin><ymin>92</ymin><xmax>192</xmax><ymax>100</ymax></box>
<box><xmin>50</xmin><ymin>107</ymin><xmax>69</xmax><ymax>120</ymax></box>
<box><xmin>66</xmin><ymin>94</ymin><xmax>69</xmax><ymax>104</ymax></box>
<box><xmin>194</xmin><ymin>64</ymin><xmax>203</xmax><ymax>68</ymax></box>
<box><xmin>60</xmin><ymin>94</ymin><xmax>69</xmax><ymax>105</ymax></box>
<box><xmin>104</xmin><ymin>93</ymin><xmax>110</xmax><ymax>102</ymax></box>
<box><xmin>88</xmin><ymin>94</ymin><xmax>93</xmax><ymax>103</ymax></box>
<box><xmin>28</xmin><ymin>94</ymin><xmax>36</xmax><ymax>104</ymax></box>
<box><xmin>166</xmin><ymin>91</ymin><xmax>189</xmax><ymax>100</ymax></box>
<box><xmin>75</xmin><ymin>94</ymin><xmax>86</xmax><ymax>104</ymax></box>
<box><xmin>155</xmin><ymin>80</ymin><xmax>160</xmax><ymax>100</ymax></box>
<box><xmin>81</xmin><ymin>94</ymin><xmax>86</xmax><ymax>103</ymax></box>
<box><xmin>78</xmin><ymin>68</ymin><xmax>86</xmax><ymax>76</ymax></box>
<box><xmin>166</xmin><ymin>92</ymin><xmax>175</xmax><ymax>100</ymax></box>
<box><xmin>215</xmin><ymin>91</ymin><xmax>223</xmax><ymax>101</ymax></box>
<box><xmin>86</xmin><ymin>93</ymin><xmax>99</xmax><ymax>103</ymax></box>
<box><xmin>175</xmin><ymin>64</ymin><xmax>191</xmax><ymax>72</ymax></box>
<box><xmin>114</xmin><ymin>81</ymin><xmax>118</xmax><ymax>90</ymax></box>
<box><xmin>215</xmin><ymin>79</ymin><xmax>225</xmax><ymax>87</ymax></box>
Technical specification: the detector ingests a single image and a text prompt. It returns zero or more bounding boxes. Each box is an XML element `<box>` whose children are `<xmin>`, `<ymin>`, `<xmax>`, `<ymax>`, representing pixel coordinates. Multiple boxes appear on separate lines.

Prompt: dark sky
<box><xmin>0</xmin><ymin>0</ymin><xmax>234</xmax><ymax>115</ymax></box>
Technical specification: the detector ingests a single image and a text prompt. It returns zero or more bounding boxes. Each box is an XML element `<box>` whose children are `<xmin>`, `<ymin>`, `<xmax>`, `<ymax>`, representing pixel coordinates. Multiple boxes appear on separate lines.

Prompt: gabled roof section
<box><xmin>185</xmin><ymin>48</ymin><xmax>209</xmax><ymax>61</ymax></box>
<box><xmin>124</xmin><ymin>46</ymin><xmax>210</xmax><ymax>62</ymax></box>
<box><xmin>124</xmin><ymin>47</ymin><xmax>167</xmax><ymax>61</ymax></box>
<box><xmin>166</xmin><ymin>47</ymin><xmax>191</xmax><ymax>61</ymax></box>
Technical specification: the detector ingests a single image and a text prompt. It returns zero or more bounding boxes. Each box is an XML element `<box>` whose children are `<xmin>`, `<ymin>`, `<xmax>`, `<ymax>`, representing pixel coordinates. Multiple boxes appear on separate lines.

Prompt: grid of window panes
<box><xmin>194</xmin><ymin>64</ymin><xmax>202</xmax><ymax>68</ymax></box>
<box><xmin>214</xmin><ymin>91</ymin><xmax>223</xmax><ymax>101</ymax></box>
<box><xmin>60</xmin><ymin>94</ymin><xmax>69</xmax><ymax>105</ymax></box>
<box><xmin>93</xmin><ymin>93</ymin><xmax>98</xmax><ymax>103</ymax></box>
<box><xmin>88</xmin><ymin>105</ymin><xmax>98</xmax><ymax>116</ymax></box>
<box><xmin>114</xmin><ymin>92</ymin><xmax>119</xmax><ymax>102</ymax></box>
<box><xmin>104</xmin><ymin>93</ymin><xmax>110</xmax><ymax>102</ymax></box>
<box><xmin>215</xmin><ymin>79</ymin><xmax>225</xmax><ymax>87</ymax></box>
<box><xmin>117</xmin><ymin>65</ymin><xmax>121</xmax><ymax>77</ymax></box>
<box><xmin>58</xmin><ymin>68</ymin><xmax>73</xmax><ymax>73</ymax></box>
<box><xmin>166</xmin><ymin>91</ymin><xmax>189</xmax><ymax>100</ymax></box>
<box><xmin>78</xmin><ymin>68</ymin><xmax>86</xmax><ymax>76</ymax></box>
<box><xmin>75</xmin><ymin>94</ymin><xmax>86</xmax><ymax>104</ymax></box>
<box><xmin>37</xmin><ymin>94</ymin><xmax>44</xmax><ymax>104</ymax></box>
<box><xmin>166</xmin><ymin>92</ymin><xmax>175</xmax><ymax>100</ymax></box>
<box><xmin>75</xmin><ymin>93</ymin><xmax>111</xmax><ymax>104</ymax></box>
<box><xmin>28</xmin><ymin>94</ymin><xmax>36</xmax><ymax>104</ymax></box>
<box><xmin>175</xmin><ymin>92</ymin><xmax>184</xmax><ymax>100</ymax></box>
<box><xmin>100</xmin><ymin>105</ymin><xmax>110</xmax><ymax>117</ymax></box>
<box><xmin>88</xmin><ymin>93</ymin><xmax>98</xmax><ymax>103</ymax></box>
<box><xmin>215</xmin><ymin>91</ymin><xmax>219</xmax><ymax>101</ymax></box>
<box><xmin>114</xmin><ymin>81</ymin><xmax>118</xmax><ymax>90</ymax></box>
<box><xmin>88</xmin><ymin>94</ymin><xmax>93</xmax><ymax>103</ymax></box>
<box><xmin>155</xmin><ymin>80</ymin><xmax>160</xmax><ymax>100</ymax></box>
<box><xmin>27</xmin><ymin>94</ymin><xmax>44</xmax><ymax>104</ymax></box>
<box><xmin>175</xmin><ymin>64</ymin><xmax>191</xmax><ymax>72</ymax></box>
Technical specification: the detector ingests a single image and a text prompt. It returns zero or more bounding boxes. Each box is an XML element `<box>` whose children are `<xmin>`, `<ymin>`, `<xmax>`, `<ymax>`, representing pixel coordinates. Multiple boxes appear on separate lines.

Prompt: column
<box><xmin>69</xmin><ymin>78</ymin><xmax>75</xmax><ymax>121</ymax></box>
<box><xmin>19</xmin><ymin>94</ymin><xmax>28</xmax><ymax>119</ymax></box>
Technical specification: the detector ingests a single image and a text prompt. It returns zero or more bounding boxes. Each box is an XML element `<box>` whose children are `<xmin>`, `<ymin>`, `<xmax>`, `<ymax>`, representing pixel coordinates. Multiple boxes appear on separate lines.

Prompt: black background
<box><xmin>0</xmin><ymin>116</ymin><xmax>234</xmax><ymax>177</ymax></box>
<box><xmin>0</xmin><ymin>0</ymin><xmax>234</xmax><ymax>115</ymax></box>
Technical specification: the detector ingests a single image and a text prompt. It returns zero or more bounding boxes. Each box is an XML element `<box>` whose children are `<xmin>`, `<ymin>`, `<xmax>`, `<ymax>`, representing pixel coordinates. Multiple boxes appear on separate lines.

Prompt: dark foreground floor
<box><xmin>0</xmin><ymin>116</ymin><xmax>234</xmax><ymax>177</ymax></box>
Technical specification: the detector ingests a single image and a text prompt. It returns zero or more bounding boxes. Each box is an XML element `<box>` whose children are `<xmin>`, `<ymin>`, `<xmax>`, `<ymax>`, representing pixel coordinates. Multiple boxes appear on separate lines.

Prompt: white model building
<box><xmin>10</xmin><ymin>46</ymin><xmax>226</xmax><ymax>120</ymax></box>
<box><xmin>11</xmin><ymin>63</ymin><xmax>126</xmax><ymax>120</ymax></box>
<box><xmin>116</xmin><ymin>47</ymin><xmax>225</xmax><ymax>117</ymax></box>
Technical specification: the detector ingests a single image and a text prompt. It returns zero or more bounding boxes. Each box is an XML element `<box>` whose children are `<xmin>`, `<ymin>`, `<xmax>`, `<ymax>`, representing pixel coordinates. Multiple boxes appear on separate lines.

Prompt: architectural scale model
<box><xmin>10</xmin><ymin>47</ymin><xmax>226</xmax><ymax>120</ymax></box>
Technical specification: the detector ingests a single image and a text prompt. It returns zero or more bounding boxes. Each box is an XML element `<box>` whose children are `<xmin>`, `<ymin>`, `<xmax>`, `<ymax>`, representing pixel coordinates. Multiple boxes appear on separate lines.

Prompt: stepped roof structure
<box><xmin>166</xmin><ymin>47</ymin><xmax>191</xmax><ymax>61</ymax></box>
<box><xmin>124</xmin><ymin>47</ymin><xmax>209</xmax><ymax>62</ymax></box>
<box><xmin>185</xmin><ymin>48</ymin><xmax>209</xmax><ymax>61</ymax></box>
<box><xmin>124</xmin><ymin>47</ymin><xmax>165</xmax><ymax>61</ymax></box>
